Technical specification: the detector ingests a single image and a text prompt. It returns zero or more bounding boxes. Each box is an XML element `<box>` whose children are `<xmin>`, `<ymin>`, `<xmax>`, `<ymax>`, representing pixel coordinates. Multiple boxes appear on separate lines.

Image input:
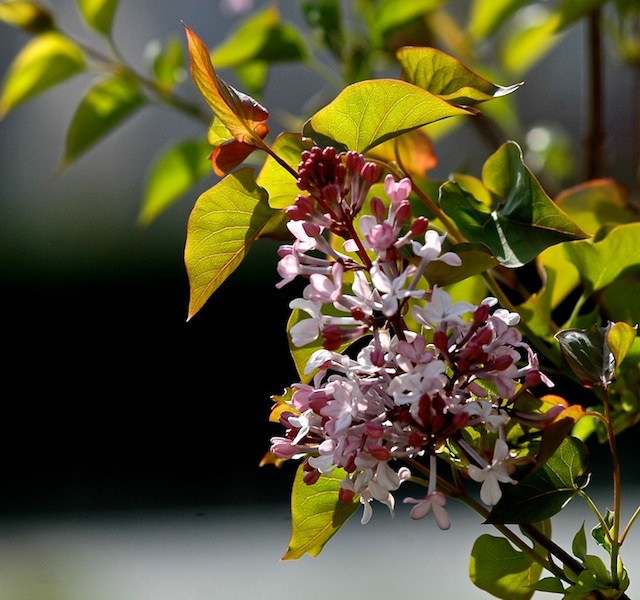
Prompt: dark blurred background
<box><xmin>1</xmin><ymin>1</ymin><xmax>638</xmax><ymax>519</ymax></box>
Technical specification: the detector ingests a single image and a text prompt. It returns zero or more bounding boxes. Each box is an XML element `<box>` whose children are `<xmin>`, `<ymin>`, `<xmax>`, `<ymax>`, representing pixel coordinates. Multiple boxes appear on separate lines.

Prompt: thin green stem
<box><xmin>620</xmin><ymin>505</ymin><xmax>640</xmax><ymax>545</ymax></box>
<box><xmin>601</xmin><ymin>384</ymin><xmax>623</xmax><ymax>589</ymax></box>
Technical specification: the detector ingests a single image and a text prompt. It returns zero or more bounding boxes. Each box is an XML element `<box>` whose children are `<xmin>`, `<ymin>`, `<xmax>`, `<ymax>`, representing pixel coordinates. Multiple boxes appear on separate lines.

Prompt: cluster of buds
<box><xmin>270</xmin><ymin>146</ymin><xmax>555</xmax><ymax>528</ymax></box>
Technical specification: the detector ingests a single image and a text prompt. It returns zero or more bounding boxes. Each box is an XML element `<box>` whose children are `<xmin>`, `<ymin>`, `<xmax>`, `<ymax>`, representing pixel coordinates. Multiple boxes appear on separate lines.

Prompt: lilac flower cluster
<box><xmin>270</xmin><ymin>146</ymin><xmax>554</xmax><ymax>528</ymax></box>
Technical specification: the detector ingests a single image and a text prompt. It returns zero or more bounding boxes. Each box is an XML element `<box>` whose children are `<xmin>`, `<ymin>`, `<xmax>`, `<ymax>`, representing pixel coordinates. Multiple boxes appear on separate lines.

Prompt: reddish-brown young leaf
<box><xmin>184</xmin><ymin>23</ymin><xmax>269</xmax><ymax>146</ymax></box>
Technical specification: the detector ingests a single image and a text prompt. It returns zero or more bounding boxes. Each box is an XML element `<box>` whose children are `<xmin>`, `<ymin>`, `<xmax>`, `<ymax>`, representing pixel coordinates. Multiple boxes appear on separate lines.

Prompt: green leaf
<box><xmin>138</xmin><ymin>139</ymin><xmax>213</xmax><ymax>226</ymax></box>
<box><xmin>0</xmin><ymin>32</ymin><xmax>85</xmax><ymax>117</ymax></box>
<box><xmin>556</xmin><ymin>322</ymin><xmax>637</xmax><ymax>388</ymax></box>
<box><xmin>211</xmin><ymin>5</ymin><xmax>307</xmax><ymax>68</ymax></box>
<box><xmin>397</xmin><ymin>46</ymin><xmax>522</xmax><ymax>106</ymax></box>
<box><xmin>572</xmin><ymin>523</ymin><xmax>588</xmax><ymax>562</ymax></box>
<box><xmin>591</xmin><ymin>509</ymin><xmax>614</xmax><ymax>554</ymax></box>
<box><xmin>371</xmin><ymin>0</ymin><xmax>444</xmax><ymax>42</ymax></box>
<box><xmin>0</xmin><ymin>0</ymin><xmax>54</xmax><ymax>33</ymax></box>
<box><xmin>423</xmin><ymin>242</ymin><xmax>499</xmax><ymax>287</ymax></box>
<box><xmin>563</xmin><ymin>222</ymin><xmax>640</xmax><ymax>294</ymax></box>
<box><xmin>301</xmin><ymin>0</ymin><xmax>343</xmax><ymax>60</ymax></box>
<box><xmin>76</xmin><ymin>0</ymin><xmax>119</xmax><ymax>36</ymax></box>
<box><xmin>557</xmin><ymin>0</ymin><xmax>609</xmax><ymax>30</ymax></box>
<box><xmin>487</xmin><ymin>436</ymin><xmax>589</xmax><ymax>524</ymax></box>
<box><xmin>150</xmin><ymin>35</ymin><xmax>185</xmax><ymax>91</ymax></box>
<box><xmin>185</xmin><ymin>168</ymin><xmax>278</xmax><ymax>319</ymax></box>
<box><xmin>499</xmin><ymin>10</ymin><xmax>565</xmax><ymax>76</ymax></box>
<box><xmin>282</xmin><ymin>464</ymin><xmax>359</xmax><ymax>560</ymax></box>
<box><xmin>469</xmin><ymin>533</ymin><xmax>543</xmax><ymax>599</ymax></box>
<box><xmin>468</xmin><ymin>0</ymin><xmax>531</xmax><ymax>40</ymax></box>
<box><xmin>256</xmin><ymin>132</ymin><xmax>311</xmax><ymax>210</ymax></box>
<box><xmin>306</xmin><ymin>79</ymin><xmax>471</xmax><ymax>153</ymax></box>
<box><xmin>440</xmin><ymin>141</ymin><xmax>588</xmax><ymax>268</ymax></box>
<box><xmin>555</xmin><ymin>178</ymin><xmax>637</xmax><ymax>237</ymax></box>
<box><xmin>63</xmin><ymin>74</ymin><xmax>145</xmax><ymax>166</ymax></box>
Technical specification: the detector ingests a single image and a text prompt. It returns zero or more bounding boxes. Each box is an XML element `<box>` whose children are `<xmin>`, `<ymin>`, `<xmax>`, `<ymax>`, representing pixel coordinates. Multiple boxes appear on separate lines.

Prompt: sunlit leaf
<box><xmin>211</xmin><ymin>5</ymin><xmax>307</xmax><ymax>68</ymax></box>
<box><xmin>487</xmin><ymin>436</ymin><xmax>589</xmax><ymax>524</ymax></box>
<box><xmin>76</xmin><ymin>0</ymin><xmax>119</xmax><ymax>36</ymax></box>
<box><xmin>138</xmin><ymin>139</ymin><xmax>212</xmax><ymax>226</ymax></box>
<box><xmin>368</xmin><ymin>127</ymin><xmax>438</xmax><ymax>175</ymax></box>
<box><xmin>470</xmin><ymin>534</ymin><xmax>543</xmax><ymax>599</ymax></box>
<box><xmin>63</xmin><ymin>74</ymin><xmax>145</xmax><ymax>166</ymax></box>
<box><xmin>563</xmin><ymin>222</ymin><xmax>640</xmax><ymax>294</ymax></box>
<box><xmin>150</xmin><ymin>35</ymin><xmax>185</xmax><ymax>91</ymax></box>
<box><xmin>397</xmin><ymin>46</ymin><xmax>522</xmax><ymax>106</ymax></box>
<box><xmin>555</xmin><ymin>178</ymin><xmax>636</xmax><ymax>237</ymax></box>
<box><xmin>371</xmin><ymin>0</ymin><xmax>444</xmax><ymax>42</ymax></box>
<box><xmin>306</xmin><ymin>79</ymin><xmax>471</xmax><ymax>153</ymax></box>
<box><xmin>0</xmin><ymin>32</ymin><xmax>85</xmax><ymax>117</ymax></box>
<box><xmin>185</xmin><ymin>168</ymin><xmax>277</xmax><ymax>319</ymax></box>
<box><xmin>256</xmin><ymin>131</ymin><xmax>311</xmax><ymax>209</ymax></box>
<box><xmin>0</xmin><ymin>0</ymin><xmax>54</xmax><ymax>32</ymax></box>
<box><xmin>440</xmin><ymin>142</ymin><xmax>588</xmax><ymax>268</ymax></box>
<box><xmin>184</xmin><ymin>24</ymin><xmax>270</xmax><ymax>146</ymax></box>
<box><xmin>282</xmin><ymin>464</ymin><xmax>359</xmax><ymax>560</ymax></box>
<box><xmin>468</xmin><ymin>0</ymin><xmax>530</xmax><ymax>40</ymax></box>
<box><xmin>499</xmin><ymin>10</ymin><xmax>564</xmax><ymax>76</ymax></box>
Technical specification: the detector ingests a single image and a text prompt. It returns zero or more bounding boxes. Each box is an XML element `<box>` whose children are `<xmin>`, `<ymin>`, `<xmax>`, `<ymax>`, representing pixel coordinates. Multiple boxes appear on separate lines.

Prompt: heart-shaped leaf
<box><xmin>397</xmin><ymin>46</ymin><xmax>522</xmax><ymax>106</ymax></box>
<box><xmin>305</xmin><ymin>78</ymin><xmax>471</xmax><ymax>153</ymax></box>
<box><xmin>0</xmin><ymin>32</ymin><xmax>85</xmax><ymax>117</ymax></box>
<box><xmin>185</xmin><ymin>168</ymin><xmax>277</xmax><ymax>319</ymax></box>
<box><xmin>470</xmin><ymin>533</ymin><xmax>543</xmax><ymax>599</ymax></box>
<box><xmin>63</xmin><ymin>74</ymin><xmax>145</xmax><ymax>166</ymax></box>
<box><xmin>440</xmin><ymin>141</ymin><xmax>588</xmax><ymax>267</ymax></box>
<box><xmin>184</xmin><ymin>24</ymin><xmax>269</xmax><ymax>147</ymax></box>
<box><xmin>282</xmin><ymin>464</ymin><xmax>359</xmax><ymax>560</ymax></box>
<box><xmin>563</xmin><ymin>222</ymin><xmax>640</xmax><ymax>294</ymax></box>
<box><xmin>486</xmin><ymin>436</ymin><xmax>589</xmax><ymax>524</ymax></box>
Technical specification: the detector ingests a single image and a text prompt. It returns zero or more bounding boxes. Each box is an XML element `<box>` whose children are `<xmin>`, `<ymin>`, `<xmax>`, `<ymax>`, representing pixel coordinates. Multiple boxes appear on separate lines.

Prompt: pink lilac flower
<box><xmin>268</xmin><ymin>146</ymin><xmax>556</xmax><ymax>526</ymax></box>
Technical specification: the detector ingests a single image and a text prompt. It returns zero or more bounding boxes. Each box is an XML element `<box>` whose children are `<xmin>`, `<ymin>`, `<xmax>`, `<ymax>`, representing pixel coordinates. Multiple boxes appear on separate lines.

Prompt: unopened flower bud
<box><xmin>410</xmin><ymin>216</ymin><xmax>429</xmax><ymax>237</ymax></box>
<box><xmin>370</xmin><ymin>196</ymin><xmax>386</xmax><ymax>219</ymax></box>
<box><xmin>360</xmin><ymin>161</ymin><xmax>380</xmax><ymax>183</ymax></box>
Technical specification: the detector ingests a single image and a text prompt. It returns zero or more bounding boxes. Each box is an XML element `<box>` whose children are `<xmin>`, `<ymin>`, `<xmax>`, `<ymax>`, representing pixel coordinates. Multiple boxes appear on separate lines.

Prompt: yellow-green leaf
<box><xmin>468</xmin><ymin>0</ymin><xmax>530</xmax><ymax>40</ymax></box>
<box><xmin>306</xmin><ymin>79</ymin><xmax>471</xmax><ymax>153</ymax></box>
<box><xmin>0</xmin><ymin>0</ymin><xmax>54</xmax><ymax>32</ymax></box>
<box><xmin>470</xmin><ymin>534</ymin><xmax>543</xmax><ymax>599</ymax></box>
<box><xmin>76</xmin><ymin>0</ymin><xmax>119</xmax><ymax>36</ymax></box>
<box><xmin>563</xmin><ymin>222</ymin><xmax>640</xmax><ymax>293</ymax></box>
<box><xmin>256</xmin><ymin>131</ymin><xmax>310</xmax><ymax>209</ymax></box>
<box><xmin>499</xmin><ymin>10</ymin><xmax>564</xmax><ymax>76</ymax></box>
<box><xmin>397</xmin><ymin>46</ymin><xmax>522</xmax><ymax>106</ymax></box>
<box><xmin>0</xmin><ymin>32</ymin><xmax>85</xmax><ymax>117</ymax></box>
<box><xmin>185</xmin><ymin>168</ymin><xmax>277</xmax><ymax>319</ymax></box>
<box><xmin>63</xmin><ymin>74</ymin><xmax>145</xmax><ymax>166</ymax></box>
<box><xmin>138</xmin><ymin>139</ymin><xmax>212</xmax><ymax>226</ymax></box>
<box><xmin>282</xmin><ymin>464</ymin><xmax>358</xmax><ymax>560</ymax></box>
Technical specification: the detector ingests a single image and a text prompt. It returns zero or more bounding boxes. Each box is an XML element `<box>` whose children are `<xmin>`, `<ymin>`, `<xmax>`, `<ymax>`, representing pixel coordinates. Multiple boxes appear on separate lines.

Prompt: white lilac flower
<box><xmin>404</xmin><ymin>491</ymin><xmax>451</xmax><ymax>529</ymax></box>
<box><xmin>413</xmin><ymin>286</ymin><xmax>475</xmax><ymax>330</ymax></box>
<box><xmin>288</xmin><ymin>298</ymin><xmax>323</xmax><ymax>346</ymax></box>
<box><xmin>467</xmin><ymin>439</ymin><xmax>517</xmax><ymax>506</ymax></box>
